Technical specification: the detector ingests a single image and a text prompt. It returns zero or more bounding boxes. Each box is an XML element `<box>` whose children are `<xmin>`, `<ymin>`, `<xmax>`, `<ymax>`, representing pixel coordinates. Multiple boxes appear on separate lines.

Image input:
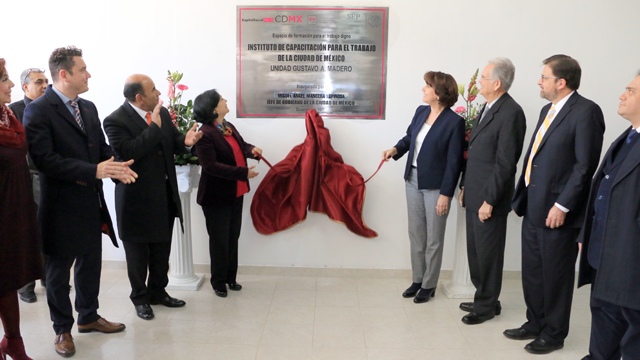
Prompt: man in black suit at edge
<box><xmin>458</xmin><ymin>58</ymin><xmax>526</xmax><ymax>325</ymax></box>
<box><xmin>104</xmin><ymin>74</ymin><xmax>202</xmax><ymax>320</ymax></box>
<box><xmin>507</xmin><ymin>54</ymin><xmax>605</xmax><ymax>354</ymax></box>
<box><xmin>577</xmin><ymin>72</ymin><xmax>640</xmax><ymax>360</ymax></box>
<box><xmin>24</xmin><ymin>46</ymin><xmax>138</xmax><ymax>357</ymax></box>
<box><xmin>8</xmin><ymin>67</ymin><xmax>49</xmax><ymax>303</ymax></box>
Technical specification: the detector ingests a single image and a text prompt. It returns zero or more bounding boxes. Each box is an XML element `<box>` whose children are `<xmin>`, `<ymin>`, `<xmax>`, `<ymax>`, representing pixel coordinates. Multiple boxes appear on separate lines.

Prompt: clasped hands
<box><xmin>96</xmin><ymin>157</ymin><xmax>138</xmax><ymax>184</ymax></box>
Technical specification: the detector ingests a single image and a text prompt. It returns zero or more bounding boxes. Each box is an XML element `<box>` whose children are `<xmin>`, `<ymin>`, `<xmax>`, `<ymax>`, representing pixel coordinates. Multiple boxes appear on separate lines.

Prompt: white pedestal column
<box><xmin>442</xmin><ymin>192</ymin><xmax>476</xmax><ymax>299</ymax></box>
<box><xmin>167</xmin><ymin>165</ymin><xmax>204</xmax><ymax>291</ymax></box>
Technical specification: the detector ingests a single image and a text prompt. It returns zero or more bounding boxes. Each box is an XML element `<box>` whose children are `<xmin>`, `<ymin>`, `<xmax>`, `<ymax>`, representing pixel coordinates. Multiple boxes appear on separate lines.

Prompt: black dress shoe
<box><xmin>459</xmin><ymin>301</ymin><xmax>501</xmax><ymax>315</ymax></box>
<box><xmin>525</xmin><ymin>338</ymin><xmax>564</xmax><ymax>354</ymax></box>
<box><xmin>402</xmin><ymin>282</ymin><xmax>422</xmax><ymax>298</ymax></box>
<box><xmin>213</xmin><ymin>284</ymin><xmax>227</xmax><ymax>298</ymax></box>
<box><xmin>503</xmin><ymin>327</ymin><xmax>538</xmax><ymax>340</ymax></box>
<box><xmin>135</xmin><ymin>304</ymin><xmax>154</xmax><ymax>320</ymax></box>
<box><xmin>413</xmin><ymin>288</ymin><xmax>435</xmax><ymax>303</ymax></box>
<box><xmin>461</xmin><ymin>312</ymin><xmax>494</xmax><ymax>325</ymax></box>
<box><xmin>18</xmin><ymin>291</ymin><xmax>37</xmax><ymax>303</ymax></box>
<box><xmin>150</xmin><ymin>296</ymin><xmax>186</xmax><ymax>308</ymax></box>
<box><xmin>227</xmin><ymin>282</ymin><xmax>242</xmax><ymax>291</ymax></box>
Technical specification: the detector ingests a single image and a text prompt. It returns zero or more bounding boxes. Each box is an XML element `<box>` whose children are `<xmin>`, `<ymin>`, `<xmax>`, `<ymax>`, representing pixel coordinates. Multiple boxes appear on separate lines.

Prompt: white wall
<box><xmin>5</xmin><ymin>0</ymin><xmax>640</xmax><ymax>271</ymax></box>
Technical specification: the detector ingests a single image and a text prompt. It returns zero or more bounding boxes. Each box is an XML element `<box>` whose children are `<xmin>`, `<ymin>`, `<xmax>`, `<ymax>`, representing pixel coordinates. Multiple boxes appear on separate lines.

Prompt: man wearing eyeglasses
<box><xmin>8</xmin><ymin>68</ymin><xmax>48</xmax><ymax>121</ymax></box>
<box><xmin>8</xmin><ymin>67</ymin><xmax>49</xmax><ymax>304</ymax></box>
<box><xmin>577</xmin><ymin>72</ymin><xmax>640</xmax><ymax>360</ymax></box>
<box><xmin>508</xmin><ymin>54</ymin><xmax>605</xmax><ymax>354</ymax></box>
<box><xmin>458</xmin><ymin>58</ymin><xmax>526</xmax><ymax>325</ymax></box>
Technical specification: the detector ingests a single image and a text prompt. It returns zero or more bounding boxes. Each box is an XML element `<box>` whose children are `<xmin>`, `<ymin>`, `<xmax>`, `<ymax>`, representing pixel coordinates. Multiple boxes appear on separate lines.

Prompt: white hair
<box><xmin>488</xmin><ymin>57</ymin><xmax>515</xmax><ymax>92</ymax></box>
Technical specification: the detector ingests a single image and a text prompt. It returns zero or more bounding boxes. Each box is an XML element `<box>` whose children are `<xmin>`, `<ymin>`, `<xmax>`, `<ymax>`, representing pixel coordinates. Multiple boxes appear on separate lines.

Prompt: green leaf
<box><xmin>458</xmin><ymin>84</ymin><xmax>464</xmax><ymax>96</ymax></box>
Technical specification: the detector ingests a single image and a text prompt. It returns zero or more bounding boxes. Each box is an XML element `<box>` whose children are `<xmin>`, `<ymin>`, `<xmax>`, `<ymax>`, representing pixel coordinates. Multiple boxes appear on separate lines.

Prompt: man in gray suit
<box><xmin>458</xmin><ymin>58</ymin><xmax>526</xmax><ymax>325</ymax></box>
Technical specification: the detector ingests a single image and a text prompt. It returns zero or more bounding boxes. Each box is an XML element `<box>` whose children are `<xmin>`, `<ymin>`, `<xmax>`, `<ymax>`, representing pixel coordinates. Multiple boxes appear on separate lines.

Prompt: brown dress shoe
<box><xmin>77</xmin><ymin>318</ymin><xmax>126</xmax><ymax>334</ymax></box>
<box><xmin>54</xmin><ymin>333</ymin><xmax>75</xmax><ymax>357</ymax></box>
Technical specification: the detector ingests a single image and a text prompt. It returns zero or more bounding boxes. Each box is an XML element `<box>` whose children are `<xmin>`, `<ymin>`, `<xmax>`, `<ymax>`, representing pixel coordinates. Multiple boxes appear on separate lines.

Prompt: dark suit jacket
<box><xmin>577</xmin><ymin>128</ymin><xmax>640</xmax><ymax>310</ymax></box>
<box><xmin>196</xmin><ymin>121</ymin><xmax>257</xmax><ymax>207</ymax></box>
<box><xmin>462</xmin><ymin>93</ymin><xmax>526</xmax><ymax>215</ymax></box>
<box><xmin>8</xmin><ymin>96</ymin><xmax>32</xmax><ymax>122</ymax></box>
<box><xmin>104</xmin><ymin>102</ymin><xmax>187</xmax><ymax>243</ymax></box>
<box><xmin>9</xmin><ymin>97</ymin><xmax>38</xmax><ymax>174</ymax></box>
<box><xmin>23</xmin><ymin>85</ymin><xmax>117</xmax><ymax>257</ymax></box>
<box><xmin>512</xmin><ymin>92</ymin><xmax>605</xmax><ymax>228</ymax></box>
<box><xmin>393</xmin><ymin>105</ymin><xmax>465</xmax><ymax>197</ymax></box>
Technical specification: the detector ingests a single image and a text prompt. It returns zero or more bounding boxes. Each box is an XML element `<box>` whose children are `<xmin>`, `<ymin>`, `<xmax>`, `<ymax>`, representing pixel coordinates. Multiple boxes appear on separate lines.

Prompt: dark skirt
<box><xmin>0</xmin><ymin>143</ymin><xmax>43</xmax><ymax>295</ymax></box>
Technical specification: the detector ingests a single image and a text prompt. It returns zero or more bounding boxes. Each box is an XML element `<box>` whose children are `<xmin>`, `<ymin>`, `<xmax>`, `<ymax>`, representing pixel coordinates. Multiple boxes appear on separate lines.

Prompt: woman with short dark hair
<box><xmin>0</xmin><ymin>58</ymin><xmax>42</xmax><ymax>360</ymax></box>
<box><xmin>193</xmin><ymin>89</ymin><xmax>262</xmax><ymax>298</ymax></box>
<box><xmin>382</xmin><ymin>71</ymin><xmax>465</xmax><ymax>304</ymax></box>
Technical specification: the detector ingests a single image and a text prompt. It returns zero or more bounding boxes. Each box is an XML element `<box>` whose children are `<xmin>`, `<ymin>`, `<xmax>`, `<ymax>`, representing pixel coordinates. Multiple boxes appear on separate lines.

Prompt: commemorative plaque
<box><xmin>237</xmin><ymin>6</ymin><xmax>389</xmax><ymax>119</ymax></box>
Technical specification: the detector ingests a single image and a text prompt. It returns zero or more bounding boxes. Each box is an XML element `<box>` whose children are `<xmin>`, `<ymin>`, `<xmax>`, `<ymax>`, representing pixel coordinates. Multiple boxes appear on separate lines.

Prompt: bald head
<box><xmin>124</xmin><ymin>74</ymin><xmax>160</xmax><ymax>111</ymax></box>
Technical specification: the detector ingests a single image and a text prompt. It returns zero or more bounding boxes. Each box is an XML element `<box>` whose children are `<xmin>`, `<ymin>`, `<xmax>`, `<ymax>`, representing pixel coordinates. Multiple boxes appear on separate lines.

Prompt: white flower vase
<box><xmin>441</xmin><ymin>188</ymin><xmax>476</xmax><ymax>298</ymax></box>
<box><xmin>167</xmin><ymin>164</ymin><xmax>204</xmax><ymax>291</ymax></box>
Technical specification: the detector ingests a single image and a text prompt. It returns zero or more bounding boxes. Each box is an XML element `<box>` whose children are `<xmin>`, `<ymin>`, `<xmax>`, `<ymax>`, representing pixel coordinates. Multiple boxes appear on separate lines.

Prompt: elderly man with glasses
<box><xmin>458</xmin><ymin>58</ymin><xmax>526</xmax><ymax>325</ymax></box>
<box><xmin>8</xmin><ymin>67</ymin><xmax>49</xmax><ymax>304</ymax></box>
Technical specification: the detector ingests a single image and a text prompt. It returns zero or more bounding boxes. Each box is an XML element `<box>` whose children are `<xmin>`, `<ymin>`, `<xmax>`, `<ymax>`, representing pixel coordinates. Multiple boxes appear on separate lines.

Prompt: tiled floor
<box><xmin>8</xmin><ymin>270</ymin><xmax>592</xmax><ymax>359</ymax></box>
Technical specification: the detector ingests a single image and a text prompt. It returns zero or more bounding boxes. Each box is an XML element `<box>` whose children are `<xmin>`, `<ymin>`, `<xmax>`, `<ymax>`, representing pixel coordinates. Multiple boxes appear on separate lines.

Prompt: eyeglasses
<box><xmin>540</xmin><ymin>75</ymin><xmax>559</xmax><ymax>81</ymax></box>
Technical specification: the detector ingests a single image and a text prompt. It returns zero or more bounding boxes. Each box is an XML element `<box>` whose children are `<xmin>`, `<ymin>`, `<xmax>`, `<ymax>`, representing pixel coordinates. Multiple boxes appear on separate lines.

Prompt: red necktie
<box><xmin>145</xmin><ymin>113</ymin><xmax>152</xmax><ymax>125</ymax></box>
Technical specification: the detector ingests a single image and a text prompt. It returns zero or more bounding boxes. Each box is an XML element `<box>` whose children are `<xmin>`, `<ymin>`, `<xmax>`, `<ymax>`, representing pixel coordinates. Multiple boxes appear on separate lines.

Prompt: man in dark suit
<box><xmin>577</xmin><ymin>73</ymin><xmax>640</xmax><ymax>360</ymax></box>
<box><xmin>104</xmin><ymin>74</ymin><xmax>202</xmax><ymax>320</ymax></box>
<box><xmin>458</xmin><ymin>58</ymin><xmax>526</xmax><ymax>325</ymax></box>
<box><xmin>8</xmin><ymin>67</ymin><xmax>48</xmax><ymax>303</ymax></box>
<box><xmin>507</xmin><ymin>54</ymin><xmax>605</xmax><ymax>354</ymax></box>
<box><xmin>24</xmin><ymin>46</ymin><xmax>137</xmax><ymax>357</ymax></box>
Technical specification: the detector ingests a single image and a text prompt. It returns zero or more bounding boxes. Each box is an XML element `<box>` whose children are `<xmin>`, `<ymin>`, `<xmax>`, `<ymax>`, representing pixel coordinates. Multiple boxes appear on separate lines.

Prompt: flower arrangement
<box><xmin>166</xmin><ymin>70</ymin><xmax>199</xmax><ymax>165</ymax></box>
<box><xmin>455</xmin><ymin>69</ymin><xmax>485</xmax><ymax>159</ymax></box>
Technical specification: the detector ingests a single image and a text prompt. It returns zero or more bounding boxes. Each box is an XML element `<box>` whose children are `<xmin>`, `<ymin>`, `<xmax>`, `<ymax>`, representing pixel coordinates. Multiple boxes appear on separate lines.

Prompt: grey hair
<box><xmin>488</xmin><ymin>57</ymin><xmax>516</xmax><ymax>92</ymax></box>
<box><xmin>20</xmin><ymin>68</ymin><xmax>45</xmax><ymax>86</ymax></box>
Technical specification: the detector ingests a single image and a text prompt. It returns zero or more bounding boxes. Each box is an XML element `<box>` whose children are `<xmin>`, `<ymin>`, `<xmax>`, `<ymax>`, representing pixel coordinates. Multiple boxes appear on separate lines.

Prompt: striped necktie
<box><xmin>525</xmin><ymin>106</ymin><xmax>556</xmax><ymax>186</ymax></box>
<box><xmin>67</xmin><ymin>100</ymin><xmax>86</xmax><ymax>132</ymax></box>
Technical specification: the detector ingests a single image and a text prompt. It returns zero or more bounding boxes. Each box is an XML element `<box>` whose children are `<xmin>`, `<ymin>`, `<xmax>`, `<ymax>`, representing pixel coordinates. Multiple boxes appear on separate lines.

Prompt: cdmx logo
<box><xmin>274</xmin><ymin>15</ymin><xmax>303</xmax><ymax>23</ymax></box>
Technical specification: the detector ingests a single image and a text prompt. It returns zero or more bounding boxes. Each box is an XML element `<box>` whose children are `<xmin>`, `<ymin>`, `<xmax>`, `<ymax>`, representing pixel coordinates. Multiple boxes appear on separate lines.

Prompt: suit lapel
<box><xmin>47</xmin><ymin>89</ymin><xmax>87</xmax><ymax>136</ymax></box>
<box><xmin>613</xmin><ymin>129</ymin><xmax>640</xmax><ymax>186</ymax></box>
<box><xmin>536</xmin><ymin>92</ymin><xmax>580</xmax><ymax>152</ymax></box>
<box><xmin>123</xmin><ymin>101</ymin><xmax>151</xmax><ymax>132</ymax></box>
<box><xmin>469</xmin><ymin>95</ymin><xmax>508</xmax><ymax>144</ymax></box>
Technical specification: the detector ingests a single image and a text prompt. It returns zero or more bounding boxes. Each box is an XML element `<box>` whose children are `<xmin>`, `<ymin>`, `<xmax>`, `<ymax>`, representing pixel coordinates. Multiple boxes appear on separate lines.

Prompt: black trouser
<box><xmin>46</xmin><ymin>251</ymin><xmax>102</xmax><ymax>335</ymax></box>
<box><xmin>521</xmin><ymin>215</ymin><xmax>579</xmax><ymax>344</ymax></box>
<box><xmin>466</xmin><ymin>211</ymin><xmax>507</xmax><ymax>316</ymax></box>
<box><xmin>583</xmin><ymin>270</ymin><xmax>640</xmax><ymax>360</ymax></box>
<box><xmin>202</xmin><ymin>196</ymin><xmax>243</xmax><ymax>288</ymax></box>
<box><xmin>122</xmin><ymin>241</ymin><xmax>172</xmax><ymax>305</ymax></box>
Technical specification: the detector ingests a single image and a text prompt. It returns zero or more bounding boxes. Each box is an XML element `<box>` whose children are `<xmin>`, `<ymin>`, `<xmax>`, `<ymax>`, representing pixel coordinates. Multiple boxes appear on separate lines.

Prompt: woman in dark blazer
<box><xmin>193</xmin><ymin>89</ymin><xmax>262</xmax><ymax>298</ymax></box>
<box><xmin>382</xmin><ymin>71</ymin><xmax>465</xmax><ymax>303</ymax></box>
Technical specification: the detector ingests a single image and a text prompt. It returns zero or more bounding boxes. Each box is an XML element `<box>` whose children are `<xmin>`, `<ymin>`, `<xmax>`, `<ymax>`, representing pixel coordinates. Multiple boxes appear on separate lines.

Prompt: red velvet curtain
<box><xmin>250</xmin><ymin>109</ymin><xmax>378</xmax><ymax>238</ymax></box>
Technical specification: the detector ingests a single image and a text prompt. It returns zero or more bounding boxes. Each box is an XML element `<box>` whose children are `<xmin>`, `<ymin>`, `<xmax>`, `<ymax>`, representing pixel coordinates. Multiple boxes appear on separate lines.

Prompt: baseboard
<box><xmin>101</xmin><ymin>260</ymin><xmax>524</xmax><ymax>279</ymax></box>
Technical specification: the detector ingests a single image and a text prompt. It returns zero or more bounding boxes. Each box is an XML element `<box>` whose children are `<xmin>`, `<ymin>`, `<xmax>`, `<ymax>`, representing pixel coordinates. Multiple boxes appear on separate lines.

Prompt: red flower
<box><xmin>468</xmin><ymin>95</ymin><xmax>477</xmax><ymax>103</ymax></box>
<box><xmin>177</xmin><ymin>84</ymin><xmax>189</xmax><ymax>91</ymax></box>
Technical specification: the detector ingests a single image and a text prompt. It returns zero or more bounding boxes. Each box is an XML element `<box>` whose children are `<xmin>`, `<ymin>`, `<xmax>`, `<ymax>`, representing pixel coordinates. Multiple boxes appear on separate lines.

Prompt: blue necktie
<box><xmin>626</xmin><ymin>129</ymin><xmax>637</xmax><ymax>144</ymax></box>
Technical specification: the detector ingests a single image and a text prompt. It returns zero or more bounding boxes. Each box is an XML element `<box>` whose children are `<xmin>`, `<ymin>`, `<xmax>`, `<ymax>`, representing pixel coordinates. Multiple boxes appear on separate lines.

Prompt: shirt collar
<box><xmin>23</xmin><ymin>96</ymin><xmax>34</xmax><ymax>106</ymax></box>
<box><xmin>550</xmin><ymin>91</ymin><xmax>575</xmax><ymax>115</ymax></box>
<box><xmin>51</xmin><ymin>85</ymin><xmax>76</xmax><ymax>105</ymax></box>
<box><xmin>485</xmin><ymin>93</ymin><xmax>503</xmax><ymax>110</ymax></box>
<box><xmin>128</xmin><ymin>102</ymin><xmax>150</xmax><ymax>121</ymax></box>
